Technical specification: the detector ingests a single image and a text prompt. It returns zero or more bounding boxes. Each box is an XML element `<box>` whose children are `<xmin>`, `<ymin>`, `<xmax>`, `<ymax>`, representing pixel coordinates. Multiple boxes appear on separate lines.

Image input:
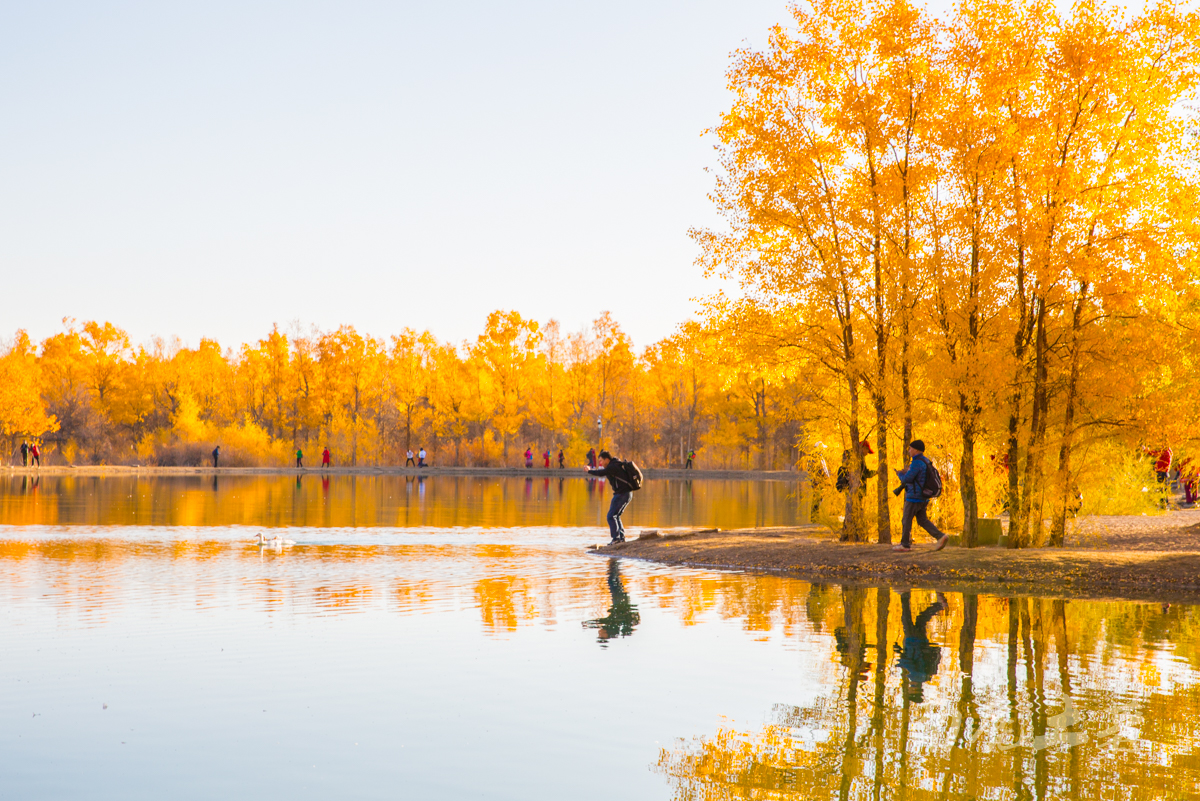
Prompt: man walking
<box><xmin>585</xmin><ymin>450</ymin><xmax>637</xmax><ymax>545</ymax></box>
<box><xmin>212</xmin><ymin>446</ymin><xmax>220</xmax><ymax>468</ymax></box>
<box><xmin>30</xmin><ymin>443</ymin><xmax>40</xmax><ymax>468</ymax></box>
<box><xmin>418</xmin><ymin>448</ymin><xmax>426</xmax><ymax>467</ymax></box>
<box><xmin>296</xmin><ymin>447</ymin><xmax>304</xmax><ymax>468</ymax></box>
<box><xmin>20</xmin><ymin>441</ymin><xmax>29</xmax><ymax>467</ymax></box>
<box><xmin>893</xmin><ymin>439</ymin><xmax>949</xmax><ymax>552</ymax></box>
<box><xmin>406</xmin><ymin>449</ymin><xmax>415</xmax><ymax>467</ymax></box>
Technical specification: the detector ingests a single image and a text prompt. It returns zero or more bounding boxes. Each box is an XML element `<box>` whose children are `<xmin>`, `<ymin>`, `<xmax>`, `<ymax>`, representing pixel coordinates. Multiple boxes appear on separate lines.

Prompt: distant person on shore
<box><xmin>685</xmin><ymin>449</ymin><xmax>695</xmax><ymax>469</ymax></box>
<box><xmin>1181</xmin><ymin>457</ymin><xmax>1199</xmax><ymax>505</ymax></box>
<box><xmin>30</xmin><ymin>443</ymin><xmax>40</xmax><ymax>467</ymax></box>
<box><xmin>20</xmin><ymin>441</ymin><xmax>29</xmax><ymax>467</ymax></box>
<box><xmin>1152</xmin><ymin>446</ymin><xmax>1173</xmax><ymax>485</ymax></box>
<box><xmin>587</xmin><ymin>448</ymin><xmax>597</xmax><ymax>468</ymax></box>
<box><xmin>296</xmin><ymin>448</ymin><xmax>303</xmax><ymax>468</ymax></box>
<box><xmin>585</xmin><ymin>450</ymin><xmax>643</xmax><ymax>545</ymax></box>
<box><xmin>212</xmin><ymin>446</ymin><xmax>220</xmax><ymax>468</ymax></box>
<box><xmin>406</xmin><ymin>449</ymin><xmax>415</xmax><ymax>467</ymax></box>
<box><xmin>542</xmin><ymin>449</ymin><xmax>550</xmax><ymax>468</ymax></box>
<box><xmin>525</xmin><ymin>447</ymin><xmax>534</xmax><ymax>468</ymax></box>
<box><xmin>836</xmin><ymin>440</ymin><xmax>876</xmax><ymax>496</ymax></box>
<box><xmin>322</xmin><ymin>447</ymin><xmax>331</xmax><ymax>468</ymax></box>
<box><xmin>558</xmin><ymin>449</ymin><xmax>565</xmax><ymax>469</ymax></box>
<box><xmin>892</xmin><ymin>439</ymin><xmax>948</xmax><ymax>552</ymax></box>
<box><xmin>418</xmin><ymin>448</ymin><xmax>427</xmax><ymax>467</ymax></box>
<box><xmin>896</xmin><ymin>591</ymin><xmax>947</xmax><ymax>702</ymax></box>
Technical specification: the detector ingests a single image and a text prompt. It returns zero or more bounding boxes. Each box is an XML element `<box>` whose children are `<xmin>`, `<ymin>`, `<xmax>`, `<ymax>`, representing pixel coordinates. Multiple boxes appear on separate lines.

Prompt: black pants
<box><xmin>901</xmin><ymin>501</ymin><xmax>945</xmax><ymax>547</ymax></box>
<box><xmin>607</xmin><ymin>492</ymin><xmax>632</xmax><ymax>539</ymax></box>
<box><xmin>406</xmin><ymin>458</ymin><xmax>415</xmax><ymax>466</ymax></box>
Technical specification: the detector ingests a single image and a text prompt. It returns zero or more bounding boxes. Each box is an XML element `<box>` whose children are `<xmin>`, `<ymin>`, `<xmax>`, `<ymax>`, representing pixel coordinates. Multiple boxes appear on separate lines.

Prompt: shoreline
<box><xmin>590</xmin><ymin>526</ymin><xmax>1200</xmax><ymax>604</ymax></box>
<box><xmin>0</xmin><ymin>465</ymin><xmax>804</xmax><ymax>481</ymax></box>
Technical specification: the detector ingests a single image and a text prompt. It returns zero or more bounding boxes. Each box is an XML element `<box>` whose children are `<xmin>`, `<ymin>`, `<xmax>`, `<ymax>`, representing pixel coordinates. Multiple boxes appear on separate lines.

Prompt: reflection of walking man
<box><xmin>896</xmin><ymin>591</ymin><xmax>947</xmax><ymax>702</ymax></box>
<box><xmin>586</xmin><ymin>449</ymin><xmax>636</xmax><ymax>545</ymax></box>
<box><xmin>582</xmin><ymin>560</ymin><xmax>640</xmax><ymax>644</ymax></box>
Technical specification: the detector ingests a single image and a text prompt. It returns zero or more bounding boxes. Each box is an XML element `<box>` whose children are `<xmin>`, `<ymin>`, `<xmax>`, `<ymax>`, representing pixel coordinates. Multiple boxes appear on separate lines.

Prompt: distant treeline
<box><xmin>0</xmin><ymin>311</ymin><xmax>809</xmax><ymax>471</ymax></box>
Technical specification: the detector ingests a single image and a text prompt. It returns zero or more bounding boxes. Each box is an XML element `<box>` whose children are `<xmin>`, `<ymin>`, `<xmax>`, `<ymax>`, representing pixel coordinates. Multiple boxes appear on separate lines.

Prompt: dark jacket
<box><xmin>588</xmin><ymin>461</ymin><xmax>635</xmax><ymax>493</ymax></box>
<box><xmin>896</xmin><ymin>454</ymin><xmax>931</xmax><ymax>503</ymax></box>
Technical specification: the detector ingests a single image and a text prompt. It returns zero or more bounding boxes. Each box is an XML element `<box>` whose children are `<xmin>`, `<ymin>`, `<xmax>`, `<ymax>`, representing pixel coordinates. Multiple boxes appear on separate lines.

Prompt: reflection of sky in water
<box><xmin>1</xmin><ymin>516</ymin><xmax>1198</xmax><ymax>797</ymax></box>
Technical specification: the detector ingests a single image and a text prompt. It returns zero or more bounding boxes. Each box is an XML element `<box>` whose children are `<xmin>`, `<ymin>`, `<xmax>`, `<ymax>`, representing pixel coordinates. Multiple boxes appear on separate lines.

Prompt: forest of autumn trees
<box><xmin>697</xmin><ymin>0</ymin><xmax>1200</xmax><ymax>545</ymax></box>
<box><xmin>0</xmin><ymin>312</ymin><xmax>812</xmax><ymax>474</ymax></box>
<box><xmin>1</xmin><ymin>0</ymin><xmax>1198</xmax><ymax>551</ymax></box>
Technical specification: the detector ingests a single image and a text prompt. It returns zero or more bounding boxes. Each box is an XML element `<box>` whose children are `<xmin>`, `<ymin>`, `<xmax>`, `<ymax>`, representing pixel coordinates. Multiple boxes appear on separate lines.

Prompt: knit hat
<box><xmin>910</xmin><ymin>439</ymin><xmax>926</xmax><ymax>452</ymax></box>
<box><xmin>860</xmin><ymin>439</ymin><xmax>874</xmax><ymax>455</ymax></box>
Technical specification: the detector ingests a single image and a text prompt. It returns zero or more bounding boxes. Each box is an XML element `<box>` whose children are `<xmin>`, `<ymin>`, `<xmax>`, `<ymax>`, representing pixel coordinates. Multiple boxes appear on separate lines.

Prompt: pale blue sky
<box><xmin>0</xmin><ymin>0</ymin><xmax>794</xmax><ymax>352</ymax></box>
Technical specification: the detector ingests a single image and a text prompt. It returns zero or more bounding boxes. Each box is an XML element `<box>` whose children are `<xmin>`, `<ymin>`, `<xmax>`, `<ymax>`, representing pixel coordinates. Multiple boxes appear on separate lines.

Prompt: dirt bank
<box><xmin>591</xmin><ymin>525</ymin><xmax>1200</xmax><ymax>604</ymax></box>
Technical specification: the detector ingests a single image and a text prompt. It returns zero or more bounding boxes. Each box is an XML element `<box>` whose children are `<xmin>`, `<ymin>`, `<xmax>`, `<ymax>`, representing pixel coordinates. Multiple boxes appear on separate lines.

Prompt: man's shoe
<box><xmin>609</xmin><ymin>537</ymin><xmax>625</xmax><ymax>545</ymax></box>
<box><xmin>933</xmin><ymin>535</ymin><xmax>949</xmax><ymax>552</ymax></box>
<box><xmin>892</xmin><ymin>545</ymin><xmax>911</xmax><ymax>552</ymax></box>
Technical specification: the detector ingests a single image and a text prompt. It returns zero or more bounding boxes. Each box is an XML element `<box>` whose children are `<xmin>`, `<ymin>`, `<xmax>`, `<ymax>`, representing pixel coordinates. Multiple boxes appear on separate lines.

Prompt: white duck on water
<box><xmin>254</xmin><ymin>532</ymin><xmax>296</xmax><ymax>547</ymax></box>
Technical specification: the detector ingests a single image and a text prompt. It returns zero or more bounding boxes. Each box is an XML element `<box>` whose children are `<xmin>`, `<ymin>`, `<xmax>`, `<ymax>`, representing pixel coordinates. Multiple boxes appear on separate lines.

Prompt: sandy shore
<box><xmin>0</xmin><ymin>464</ymin><xmax>803</xmax><ymax>481</ymax></box>
<box><xmin>592</xmin><ymin>518</ymin><xmax>1200</xmax><ymax>603</ymax></box>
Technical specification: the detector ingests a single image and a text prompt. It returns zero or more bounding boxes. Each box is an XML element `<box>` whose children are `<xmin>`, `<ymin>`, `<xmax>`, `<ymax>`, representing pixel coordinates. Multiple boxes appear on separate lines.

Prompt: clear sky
<box><xmin>0</xmin><ymin>0</ymin><xmax>794</xmax><ymax>352</ymax></box>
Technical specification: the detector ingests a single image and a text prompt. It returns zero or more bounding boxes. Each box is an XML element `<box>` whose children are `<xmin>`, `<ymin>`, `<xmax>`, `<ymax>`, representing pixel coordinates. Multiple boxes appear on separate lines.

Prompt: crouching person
<box><xmin>585</xmin><ymin>449</ymin><xmax>642</xmax><ymax>545</ymax></box>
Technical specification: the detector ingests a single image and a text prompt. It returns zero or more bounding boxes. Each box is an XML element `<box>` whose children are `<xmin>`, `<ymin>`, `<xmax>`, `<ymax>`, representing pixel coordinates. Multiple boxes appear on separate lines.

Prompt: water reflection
<box><xmin>657</xmin><ymin>590</ymin><xmax>1200</xmax><ymax>799</ymax></box>
<box><xmin>2</xmin><ymin>522</ymin><xmax>1199</xmax><ymax>797</ymax></box>
<box><xmin>583</xmin><ymin>560</ymin><xmax>641</xmax><ymax>645</ymax></box>
<box><xmin>0</xmin><ymin>474</ymin><xmax>807</xmax><ymax>529</ymax></box>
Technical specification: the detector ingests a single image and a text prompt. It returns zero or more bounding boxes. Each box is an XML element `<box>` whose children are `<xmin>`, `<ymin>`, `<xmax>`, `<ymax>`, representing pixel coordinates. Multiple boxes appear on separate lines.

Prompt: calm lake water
<box><xmin>0</xmin><ymin>477</ymin><xmax>1196</xmax><ymax>799</ymax></box>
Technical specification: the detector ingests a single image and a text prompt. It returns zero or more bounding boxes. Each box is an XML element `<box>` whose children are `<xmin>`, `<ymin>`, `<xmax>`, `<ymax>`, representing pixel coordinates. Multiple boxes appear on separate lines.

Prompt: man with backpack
<box><xmin>893</xmin><ymin>439</ymin><xmax>949</xmax><ymax>552</ymax></box>
<box><xmin>585</xmin><ymin>449</ymin><xmax>643</xmax><ymax>544</ymax></box>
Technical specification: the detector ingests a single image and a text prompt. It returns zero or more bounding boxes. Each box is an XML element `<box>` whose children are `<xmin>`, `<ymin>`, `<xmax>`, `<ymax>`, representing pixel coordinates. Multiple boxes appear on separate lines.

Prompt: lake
<box><xmin>0</xmin><ymin>476</ymin><xmax>1195</xmax><ymax>799</ymax></box>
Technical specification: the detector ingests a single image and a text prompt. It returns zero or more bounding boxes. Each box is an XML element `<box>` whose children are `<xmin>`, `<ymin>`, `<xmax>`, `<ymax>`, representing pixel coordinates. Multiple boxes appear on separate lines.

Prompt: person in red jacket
<box><xmin>543</xmin><ymin>450</ymin><xmax>550</xmax><ymax>468</ymax></box>
<box><xmin>1154</xmin><ymin>447</ymin><xmax>1173</xmax><ymax>484</ymax></box>
<box><xmin>321</xmin><ymin>447</ymin><xmax>331</xmax><ymax>468</ymax></box>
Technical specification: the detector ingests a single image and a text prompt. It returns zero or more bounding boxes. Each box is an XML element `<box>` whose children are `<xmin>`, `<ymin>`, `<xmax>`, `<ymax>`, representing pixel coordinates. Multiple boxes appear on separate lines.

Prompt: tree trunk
<box><xmin>1051</xmin><ymin>282</ymin><xmax>1087</xmax><ymax>547</ymax></box>
<box><xmin>960</xmin><ymin>430</ymin><xmax>979</xmax><ymax>547</ymax></box>
<box><xmin>841</xmin><ymin>375</ymin><xmax>868</xmax><ymax>542</ymax></box>
<box><xmin>1013</xmin><ymin>296</ymin><xmax>1047</xmax><ymax>548</ymax></box>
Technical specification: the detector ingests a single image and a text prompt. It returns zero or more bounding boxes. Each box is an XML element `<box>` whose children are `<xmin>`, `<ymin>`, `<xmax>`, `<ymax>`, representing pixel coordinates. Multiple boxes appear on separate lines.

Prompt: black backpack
<box><xmin>921</xmin><ymin>457</ymin><xmax>943</xmax><ymax>499</ymax></box>
<box><xmin>616</xmin><ymin>460</ymin><xmax>644</xmax><ymax>491</ymax></box>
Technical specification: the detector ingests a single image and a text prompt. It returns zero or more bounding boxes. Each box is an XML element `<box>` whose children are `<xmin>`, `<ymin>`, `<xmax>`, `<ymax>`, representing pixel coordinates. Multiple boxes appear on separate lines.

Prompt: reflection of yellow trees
<box><xmin>474</xmin><ymin>577</ymin><xmax>538</xmax><ymax>632</ymax></box>
<box><xmin>656</xmin><ymin>591</ymin><xmax>1200</xmax><ymax>799</ymax></box>
<box><xmin>0</xmin><ymin>475</ymin><xmax>807</xmax><ymax>530</ymax></box>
